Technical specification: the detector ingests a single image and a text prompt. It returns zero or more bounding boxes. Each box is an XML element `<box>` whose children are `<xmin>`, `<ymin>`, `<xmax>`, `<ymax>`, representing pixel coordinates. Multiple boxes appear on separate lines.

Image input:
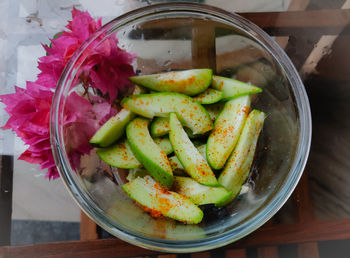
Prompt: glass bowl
<box><xmin>50</xmin><ymin>3</ymin><xmax>311</xmax><ymax>253</ymax></box>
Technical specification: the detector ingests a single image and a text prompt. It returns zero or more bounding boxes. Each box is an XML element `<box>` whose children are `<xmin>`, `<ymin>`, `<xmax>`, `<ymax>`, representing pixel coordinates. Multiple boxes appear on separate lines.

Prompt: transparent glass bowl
<box><xmin>50</xmin><ymin>3</ymin><xmax>311</xmax><ymax>253</ymax></box>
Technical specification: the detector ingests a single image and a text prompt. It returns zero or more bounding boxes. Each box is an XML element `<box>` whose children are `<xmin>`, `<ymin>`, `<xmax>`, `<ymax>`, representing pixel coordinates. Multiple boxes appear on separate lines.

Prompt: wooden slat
<box><xmin>298</xmin><ymin>242</ymin><xmax>320</xmax><ymax>258</ymax></box>
<box><xmin>2</xmin><ymin>219</ymin><xmax>350</xmax><ymax>257</ymax></box>
<box><xmin>225</xmin><ymin>248</ymin><xmax>246</xmax><ymax>257</ymax></box>
<box><xmin>0</xmin><ymin>238</ymin><xmax>159</xmax><ymax>258</ymax></box>
<box><xmin>257</xmin><ymin>246</ymin><xmax>279</xmax><ymax>258</ymax></box>
<box><xmin>80</xmin><ymin>211</ymin><xmax>98</xmax><ymax>241</ymax></box>
<box><xmin>0</xmin><ymin>155</ymin><xmax>13</xmax><ymax>246</ymax></box>
<box><xmin>293</xmin><ymin>173</ymin><xmax>319</xmax><ymax>258</ymax></box>
<box><xmin>158</xmin><ymin>255</ymin><xmax>177</xmax><ymax>258</ymax></box>
<box><xmin>190</xmin><ymin>252</ymin><xmax>211</xmax><ymax>258</ymax></box>
<box><xmin>191</xmin><ymin>25</ymin><xmax>216</xmax><ymax>71</ymax></box>
<box><xmin>240</xmin><ymin>9</ymin><xmax>350</xmax><ymax>35</ymax></box>
<box><xmin>226</xmin><ymin>219</ymin><xmax>350</xmax><ymax>248</ymax></box>
<box><xmin>140</xmin><ymin>9</ymin><xmax>350</xmax><ymax>36</ymax></box>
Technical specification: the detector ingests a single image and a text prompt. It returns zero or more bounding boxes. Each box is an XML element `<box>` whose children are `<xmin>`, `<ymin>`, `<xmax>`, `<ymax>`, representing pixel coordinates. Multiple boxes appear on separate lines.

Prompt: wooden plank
<box><xmin>275</xmin><ymin>0</ymin><xmax>310</xmax><ymax>48</ymax></box>
<box><xmin>257</xmin><ymin>246</ymin><xmax>279</xmax><ymax>258</ymax></box>
<box><xmin>2</xmin><ymin>219</ymin><xmax>350</xmax><ymax>257</ymax></box>
<box><xmin>80</xmin><ymin>211</ymin><xmax>98</xmax><ymax>241</ymax></box>
<box><xmin>191</xmin><ymin>25</ymin><xmax>216</xmax><ymax>71</ymax></box>
<box><xmin>293</xmin><ymin>173</ymin><xmax>319</xmax><ymax>258</ymax></box>
<box><xmin>225</xmin><ymin>249</ymin><xmax>246</xmax><ymax>257</ymax></box>
<box><xmin>240</xmin><ymin>9</ymin><xmax>350</xmax><ymax>35</ymax></box>
<box><xmin>0</xmin><ymin>155</ymin><xmax>13</xmax><ymax>246</ymax></box>
<box><xmin>0</xmin><ymin>238</ymin><xmax>159</xmax><ymax>258</ymax></box>
<box><xmin>140</xmin><ymin>9</ymin><xmax>350</xmax><ymax>36</ymax></box>
<box><xmin>293</xmin><ymin>173</ymin><xmax>314</xmax><ymax>223</ymax></box>
<box><xmin>190</xmin><ymin>252</ymin><xmax>211</xmax><ymax>258</ymax></box>
<box><xmin>300</xmin><ymin>0</ymin><xmax>350</xmax><ymax>78</ymax></box>
<box><xmin>298</xmin><ymin>242</ymin><xmax>320</xmax><ymax>258</ymax></box>
<box><xmin>158</xmin><ymin>255</ymin><xmax>177</xmax><ymax>258</ymax></box>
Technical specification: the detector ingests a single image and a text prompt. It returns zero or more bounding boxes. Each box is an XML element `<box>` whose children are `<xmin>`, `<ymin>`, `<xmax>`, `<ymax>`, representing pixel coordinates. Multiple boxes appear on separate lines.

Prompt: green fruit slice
<box><xmin>89</xmin><ymin>86</ymin><xmax>146</xmax><ymax>147</ymax></box>
<box><xmin>211</xmin><ymin>75</ymin><xmax>262</xmax><ymax>101</ymax></box>
<box><xmin>122</xmin><ymin>176</ymin><xmax>203</xmax><ymax>224</ymax></box>
<box><xmin>127</xmin><ymin>168</ymin><xmax>149</xmax><ymax>181</ymax></box>
<box><xmin>205</xmin><ymin>103</ymin><xmax>225</xmax><ymax>122</ymax></box>
<box><xmin>169</xmin><ymin>113</ymin><xmax>218</xmax><ymax>186</ymax></box>
<box><xmin>173</xmin><ymin>176</ymin><xmax>232</xmax><ymax>206</ymax></box>
<box><xmin>121</xmin><ymin>93</ymin><xmax>212</xmax><ymax>134</ymax></box>
<box><xmin>219</xmin><ymin>109</ymin><xmax>265</xmax><ymax>198</ymax></box>
<box><xmin>96</xmin><ymin>139</ymin><xmax>142</xmax><ymax>169</ymax></box>
<box><xmin>126</xmin><ymin>118</ymin><xmax>173</xmax><ymax>188</ymax></box>
<box><xmin>153</xmin><ymin>137</ymin><xmax>173</xmax><ymax>155</ymax></box>
<box><xmin>151</xmin><ymin>117</ymin><xmax>205</xmax><ymax>139</ymax></box>
<box><xmin>150</xmin><ymin>117</ymin><xmax>170</xmax><ymax>137</ymax></box>
<box><xmin>169</xmin><ymin>144</ymin><xmax>207</xmax><ymax>174</ymax></box>
<box><xmin>129</xmin><ymin>69</ymin><xmax>212</xmax><ymax>96</ymax></box>
<box><xmin>207</xmin><ymin>95</ymin><xmax>251</xmax><ymax>170</ymax></box>
<box><xmin>90</xmin><ymin>109</ymin><xmax>135</xmax><ymax>148</ymax></box>
<box><xmin>97</xmin><ymin>137</ymin><xmax>174</xmax><ymax>169</ymax></box>
<box><xmin>168</xmin><ymin>156</ymin><xmax>186</xmax><ymax>176</ymax></box>
<box><xmin>193</xmin><ymin>88</ymin><xmax>224</xmax><ymax>104</ymax></box>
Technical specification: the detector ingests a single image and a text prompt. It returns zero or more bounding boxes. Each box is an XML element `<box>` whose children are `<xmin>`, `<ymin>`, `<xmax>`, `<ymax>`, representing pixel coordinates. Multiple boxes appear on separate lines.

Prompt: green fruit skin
<box><xmin>126</xmin><ymin>118</ymin><xmax>173</xmax><ymax>188</ymax></box>
<box><xmin>90</xmin><ymin>109</ymin><xmax>135</xmax><ymax>148</ymax></box>
<box><xmin>90</xmin><ymin>86</ymin><xmax>147</xmax><ymax>147</ymax></box>
<box><xmin>173</xmin><ymin>176</ymin><xmax>232</xmax><ymax>206</ymax></box>
<box><xmin>151</xmin><ymin>117</ymin><xmax>207</xmax><ymax>139</ymax></box>
<box><xmin>129</xmin><ymin>69</ymin><xmax>213</xmax><ymax>96</ymax></box>
<box><xmin>211</xmin><ymin>75</ymin><xmax>262</xmax><ymax>101</ymax></box>
<box><xmin>204</xmin><ymin>103</ymin><xmax>224</xmax><ymax>122</ymax></box>
<box><xmin>150</xmin><ymin>117</ymin><xmax>170</xmax><ymax>137</ymax></box>
<box><xmin>169</xmin><ymin>144</ymin><xmax>206</xmax><ymax>174</ymax></box>
<box><xmin>207</xmin><ymin>95</ymin><xmax>251</xmax><ymax>170</ymax></box>
<box><xmin>153</xmin><ymin>137</ymin><xmax>173</xmax><ymax>155</ymax></box>
<box><xmin>121</xmin><ymin>92</ymin><xmax>213</xmax><ymax>134</ymax></box>
<box><xmin>97</xmin><ymin>137</ymin><xmax>174</xmax><ymax>169</ymax></box>
<box><xmin>218</xmin><ymin>109</ymin><xmax>266</xmax><ymax>200</ymax></box>
<box><xmin>169</xmin><ymin>113</ymin><xmax>218</xmax><ymax>186</ymax></box>
<box><xmin>122</xmin><ymin>176</ymin><xmax>203</xmax><ymax>224</ymax></box>
<box><xmin>96</xmin><ymin>139</ymin><xmax>142</xmax><ymax>169</ymax></box>
<box><xmin>193</xmin><ymin>88</ymin><xmax>224</xmax><ymax>104</ymax></box>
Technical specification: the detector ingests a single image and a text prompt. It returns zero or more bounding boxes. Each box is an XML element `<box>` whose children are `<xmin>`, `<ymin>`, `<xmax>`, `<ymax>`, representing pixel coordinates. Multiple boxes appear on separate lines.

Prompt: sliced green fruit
<box><xmin>127</xmin><ymin>168</ymin><xmax>149</xmax><ymax>181</ymax></box>
<box><xmin>89</xmin><ymin>86</ymin><xmax>146</xmax><ymax>147</ymax></box>
<box><xmin>196</xmin><ymin>144</ymin><xmax>207</xmax><ymax>162</ymax></box>
<box><xmin>168</xmin><ymin>156</ymin><xmax>186</xmax><ymax>175</ymax></box>
<box><xmin>126</xmin><ymin>118</ymin><xmax>173</xmax><ymax>188</ymax></box>
<box><xmin>153</xmin><ymin>137</ymin><xmax>173</xmax><ymax>155</ymax></box>
<box><xmin>193</xmin><ymin>88</ymin><xmax>224</xmax><ymax>104</ymax></box>
<box><xmin>173</xmin><ymin>176</ymin><xmax>232</xmax><ymax>206</ymax></box>
<box><xmin>169</xmin><ymin>113</ymin><xmax>218</xmax><ymax>186</ymax></box>
<box><xmin>207</xmin><ymin>95</ymin><xmax>251</xmax><ymax>170</ymax></box>
<box><xmin>97</xmin><ymin>137</ymin><xmax>174</xmax><ymax>169</ymax></box>
<box><xmin>150</xmin><ymin>117</ymin><xmax>170</xmax><ymax>137</ymax></box>
<box><xmin>90</xmin><ymin>109</ymin><xmax>135</xmax><ymax>148</ymax></box>
<box><xmin>219</xmin><ymin>109</ymin><xmax>265</xmax><ymax>198</ymax></box>
<box><xmin>151</xmin><ymin>117</ymin><xmax>205</xmax><ymax>139</ymax></box>
<box><xmin>211</xmin><ymin>75</ymin><xmax>262</xmax><ymax>101</ymax></box>
<box><xmin>122</xmin><ymin>176</ymin><xmax>203</xmax><ymax>224</ymax></box>
<box><xmin>204</xmin><ymin>103</ymin><xmax>224</xmax><ymax>122</ymax></box>
<box><xmin>90</xmin><ymin>86</ymin><xmax>146</xmax><ymax>147</ymax></box>
<box><xmin>129</xmin><ymin>69</ymin><xmax>212</xmax><ymax>96</ymax></box>
<box><xmin>169</xmin><ymin>144</ymin><xmax>207</xmax><ymax>174</ymax></box>
<box><xmin>122</xmin><ymin>93</ymin><xmax>212</xmax><ymax>134</ymax></box>
<box><xmin>96</xmin><ymin>139</ymin><xmax>142</xmax><ymax>169</ymax></box>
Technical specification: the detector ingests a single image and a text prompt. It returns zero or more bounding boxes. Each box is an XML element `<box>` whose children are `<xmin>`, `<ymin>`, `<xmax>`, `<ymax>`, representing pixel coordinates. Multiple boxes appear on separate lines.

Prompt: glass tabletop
<box><xmin>0</xmin><ymin>0</ymin><xmax>349</xmax><ymax>256</ymax></box>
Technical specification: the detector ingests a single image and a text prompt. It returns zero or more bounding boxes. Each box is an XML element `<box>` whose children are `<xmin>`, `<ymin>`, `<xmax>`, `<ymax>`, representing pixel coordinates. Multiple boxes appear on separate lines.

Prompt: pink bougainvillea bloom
<box><xmin>0</xmin><ymin>8</ymin><xmax>135</xmax><ymax>179</ymax></box>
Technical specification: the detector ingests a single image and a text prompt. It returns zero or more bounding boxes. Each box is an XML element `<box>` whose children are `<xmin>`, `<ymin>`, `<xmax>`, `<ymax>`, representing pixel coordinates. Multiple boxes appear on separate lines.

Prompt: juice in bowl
<box><xmin>50</xmin><ymin>3</ymin><xmax>311</xmax><ymax>253</ymax></box>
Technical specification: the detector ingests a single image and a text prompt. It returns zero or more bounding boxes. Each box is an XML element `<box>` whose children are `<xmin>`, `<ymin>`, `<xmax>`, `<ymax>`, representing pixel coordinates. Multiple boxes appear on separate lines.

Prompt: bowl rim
<box><xmin>50</xmin><ymin>2</ymin><xmax>312</xmax><ymax>253</ymax></box>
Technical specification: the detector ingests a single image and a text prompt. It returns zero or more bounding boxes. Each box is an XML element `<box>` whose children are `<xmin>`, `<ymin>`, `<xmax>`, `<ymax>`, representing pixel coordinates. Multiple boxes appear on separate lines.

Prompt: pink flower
<box><xmin>0</xmin><ymin>8</ymin><xmax>136</xmax><ymax>179</ymax></box>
